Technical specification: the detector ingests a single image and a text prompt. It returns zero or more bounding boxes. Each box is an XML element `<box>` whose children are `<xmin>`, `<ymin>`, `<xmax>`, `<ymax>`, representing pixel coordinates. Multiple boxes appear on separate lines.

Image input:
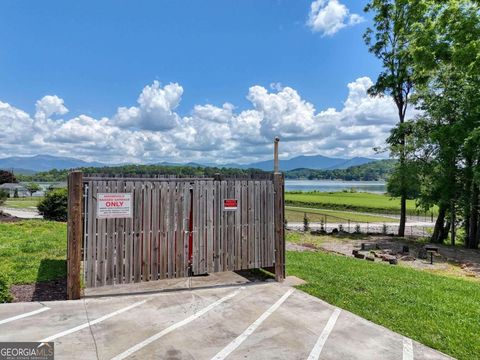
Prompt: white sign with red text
<box><xmin>97</xmin><ymin>193</ymin><xmax>132</xmax><ymax>219</ymax></box>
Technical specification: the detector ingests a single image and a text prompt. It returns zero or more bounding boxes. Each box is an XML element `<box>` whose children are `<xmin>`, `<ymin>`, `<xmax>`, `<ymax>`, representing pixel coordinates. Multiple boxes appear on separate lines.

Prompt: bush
<box><xmin>38</xmin><ymin>188</ymin><xmax>68</xmax><ymax>221</ymax></box>
<box><xmin>0</xmin><ymin>273</ymin><xmax>12</xmax><ymax>303</ymax></box>
<box><xmin>0</xmin><ymin>189</ymin><xmax>7</xmax><ymax>206</ymax></box>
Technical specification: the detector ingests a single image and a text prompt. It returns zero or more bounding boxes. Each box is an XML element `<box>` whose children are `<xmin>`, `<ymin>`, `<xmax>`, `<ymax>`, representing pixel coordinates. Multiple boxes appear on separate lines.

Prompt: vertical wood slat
<box><xmin>206</xmin><ymin>181</ymin><xmax>214</xmax><ymax>273</ymax></box>
<box><xmin>67</xmin><ymin>171</ymin><xmax>83</xmax><ymax>300</ymax></box>
<box><xmin>234</xmin><ymin>181</ymin><xmax>241</xmax><ymax>270</ymax></box>
<box><xmin>124</xmin><ymin>181</ymin><xmax>134</xmax><ymax>284</ymax></box>
<box><xmin>151</xmin><ymin>182</ymin><xmax>159</xmax><ymax>280</ymax></box>
<box><xmin>115</xmin><ymin>180</ymin><xmax>125</xmax><ymax>284</ymax></box>
<box><xmin>105</xmin><ymin>181</ymin><xmax>116</xmax><ymax>285</ymax></box>
<box><xmin>214</xmin><ymin>181</ymin><xmax>221</xmax><ymax>272</ymax></box>
<box><xmin>248</xmin><ymin>180</ymin><xmax>255</xmax><ymax>269</ymax></box>
<box><xmin>167</xmin><ymin>182</ymin><xmax>175</xmax><ymax>277</ymax></box>
<box><xmin>133</xmin><ymin>181</ymin><xmax>143</xmax><ymax>283</ymax></box>
<box><xmin>160</xmin><ymin>182</ymin><xmax>168</xmax><ymax>279</ymax></box>
<box><xmin>86</xmin><ymin>180</ymin><xmax>95</xmax><ymax>287</ymax></box>
<box><xmin>175</xmin><ymin>182</ymin><xmax>184</xmax><ymax>277</ymax></box>
<box><xmin>97</xmin><ymin>181</ymin><xmax>107</xmax><ymax>286</ymax></box>
<box><xmin>227</xmin><ymin>181</ymin><xmax>234</xmax><ymax>271</ymax></box>
<box><xmin>142</xmin><ymin>182</ymin><xmax>152</xmax><ymax>281</ymax></box>
<box><xmin>241</xmin><ymin>180</ymin><xmax>248</xmax><ymax>270</ymax></box>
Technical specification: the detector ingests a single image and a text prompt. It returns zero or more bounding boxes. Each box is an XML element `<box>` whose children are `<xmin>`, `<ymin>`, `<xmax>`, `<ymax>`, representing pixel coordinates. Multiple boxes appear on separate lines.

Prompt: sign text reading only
<box><xmin>97</xmin><ymin>193</ymin><xmax>133</xmax><ymax>219</ymax></box>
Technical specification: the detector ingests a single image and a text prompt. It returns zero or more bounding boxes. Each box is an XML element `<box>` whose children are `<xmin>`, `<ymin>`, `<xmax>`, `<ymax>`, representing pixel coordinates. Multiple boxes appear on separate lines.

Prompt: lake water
<box><xmin>285</xmin><ymin>180</ymin><xmax>386</xmax><ymax>194</ymax></box>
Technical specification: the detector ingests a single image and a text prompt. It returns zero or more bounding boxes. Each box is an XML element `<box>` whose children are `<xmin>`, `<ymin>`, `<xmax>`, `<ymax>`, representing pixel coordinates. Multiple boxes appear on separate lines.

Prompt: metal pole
<box><xmin>274</xmin><ymin>136</ymin><xmax>280</xmax><ymax>174</ymax></box>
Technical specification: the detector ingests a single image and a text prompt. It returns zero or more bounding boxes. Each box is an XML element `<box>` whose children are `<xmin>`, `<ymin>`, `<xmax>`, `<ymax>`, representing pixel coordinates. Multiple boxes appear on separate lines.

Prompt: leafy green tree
<box><xmin>364</xmin><ymin>0</ymin><xmax>426</xmax><ymax>236</ymax></box>
<box><xmin>25</xmin><ymin>182</ymin><xmax>40</xmax><ymax>197</ymax></box>
<box><xmin>408</xmin><ymin>0</ymin><xmax>480</xmax><ymax>247</ymax></box>
<box><xmin>0</xmin><ymin>170</ymin><xmax>16</xmax><ymax>185</ymax></box>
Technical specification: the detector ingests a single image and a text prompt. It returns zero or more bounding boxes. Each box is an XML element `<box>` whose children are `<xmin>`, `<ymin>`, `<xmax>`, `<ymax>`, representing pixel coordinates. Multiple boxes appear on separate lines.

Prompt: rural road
<box><xmin>0</xmin><ymin>272</ymin><xmax>451</xmax><ymax>360</ymax></box>
<box><xmin>0</xmin><ymin>207</ymin><xmax>43</xmax><ymax>219</ymax></box>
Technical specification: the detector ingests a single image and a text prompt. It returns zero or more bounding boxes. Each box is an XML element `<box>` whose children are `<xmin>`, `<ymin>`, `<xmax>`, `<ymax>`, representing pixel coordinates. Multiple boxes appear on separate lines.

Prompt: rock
<box><xmin>418</xmin><ymin>248</ymin><xmax>428</xmax><ymax>259</ymax></box>
<box><xmin>389</xmin><ymin>258</ymin><xmax>398</xmax><ymax>265</ymax></box>
<box><xmin>366</xmin><ymin>256</ymin><xmax>375</xmax><ymax>262</ymax></box>
<box><xmin>354</xmin><ymin>253</ymin><xmax>365</xmax><ymax>259</ymax></box>
<box><xmin>400</xmin><ymin>255</ymin><xmax>416</xmax><ymax>262</ymax></box>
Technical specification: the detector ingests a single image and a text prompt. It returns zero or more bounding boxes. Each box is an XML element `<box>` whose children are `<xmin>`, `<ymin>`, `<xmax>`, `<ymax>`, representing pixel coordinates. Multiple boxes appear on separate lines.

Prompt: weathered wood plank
<box><xmin>86</xmin><ymin>181</ymin><xmax>95</xmax><ymax>287</ymax></box>
<box><xmin>167</xmin><ymin>181</ymin><xmax>176</xmax><ymax>277</ymax></box>
<box><xmin>247</xmin><ymin>180</ymin><xmax>255</xmax><ymax>269</ymax></box>
<box><xmin>234</xmin><ymin>180</ymin><xmax>241</xmax><ymax>270</ymax></box>
<box><xmin>241</xmin><ymin>180</ymin><xmax>248</xmax><ymax>270</ymax></box>
<box><xmin>175</xmin><ymin>182</ymin><xmax>184</xmax><ymax>277</ymax></box>
<box><xmin>142</xmin><ymin>182</ymin><xmax>152</xmax><ymax>281</ymax></box>
<box><xmin>160</xmin><ymin>182</ymin><xmax>168</xmax><ymax>279</ymax></box>
<box><xmin>105</xmin><ymin>181</ymin><xmax>116</xmax><ymax>286</ymax></box>
<box><xmin>124</xmin><ymin>181</ymin><xmax>134</xmax><ymax>284</ymax></box>
<box><xmin>206</xmin><ymin>181</ymin><xmax>214</xmax><ymax>273</ymax></box>
<box><xmin>97</xmin><ymin>181</ymin><xmax>107</xmax><ymax>286</ymax></box>
<box><xmin>133</xmin><ymin>181</ymin><xmax>143</xmax><ymax>283</ymax></box>
<box><xmin>67</xmin><ymin>171</ymin><xmax>83</xmax><ymax>299</ymax></box>
<box><xmin>151</xmin><ymin>182</ymin><xmax>159</xmax><ymax>281</ymax></box>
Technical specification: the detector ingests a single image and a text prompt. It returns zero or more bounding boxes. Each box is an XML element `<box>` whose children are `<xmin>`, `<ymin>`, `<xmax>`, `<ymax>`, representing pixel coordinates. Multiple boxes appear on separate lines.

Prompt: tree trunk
<box><xmin>468</xmin><ymin>185</ymin><xmax>479</xmax><ymax>249</ymax></box>
<box><xmin>432</xmin><ymin>205</ymin><xmax>446</xmax><ymax>243</ymax></box>
<box><xmin>441</xmin><ymin>220</ymin><xmax>451</xmax><ymax>243</ymax></box>
<box><xmin>398</xmin><ymin>195</ymin><xmax>407</xmax><ymax>237</ymax></box>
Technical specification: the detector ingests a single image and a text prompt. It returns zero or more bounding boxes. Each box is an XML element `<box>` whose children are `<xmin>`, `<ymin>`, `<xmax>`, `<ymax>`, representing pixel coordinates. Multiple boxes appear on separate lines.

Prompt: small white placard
<box><xmin>97</xmin><ymin>193</ymin><xmax>132</xmax><ymax>219</ymax></box>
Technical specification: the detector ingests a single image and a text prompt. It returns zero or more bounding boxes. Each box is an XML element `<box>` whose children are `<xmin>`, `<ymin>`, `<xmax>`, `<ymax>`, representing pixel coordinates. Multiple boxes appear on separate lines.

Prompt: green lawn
<box><xmin>0</xmin><ymin>220</ymin><xmax>67</xmax><ymax>284</ymax></box>
<box><xmin>285</xmin><ymin>191</ymin><xmax>436</xmax><ymax>216</ymax></box>
<box><xmin>287</xmin><ymin>250</ymin><xmax>480</xmax><ymax>360</ymax></box>
<box><xmin>286</xmin><ymin>206</ymin><xmax>395</xmax><ymax>223</ymax></box>
<box><xmin>3</xmin><ymin>197</ymin><xmax>43</xmax><ymax>209</ymax></box>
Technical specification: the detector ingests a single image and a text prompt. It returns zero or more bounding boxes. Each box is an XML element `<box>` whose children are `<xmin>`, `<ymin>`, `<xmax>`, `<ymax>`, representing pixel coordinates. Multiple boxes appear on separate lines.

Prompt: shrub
<box><xmin>0</xmin><ymin>273</ymin><xmax>12</xmax><ymax>303</ymax></box>
<box><xmin>38</xmin><ymin>188</ymin><xmax>68</xmax><ymax>221</ymax></box>
<box><xmin>0</xmin><ymin>189</ymin><xmax>7</xmax><ymax>206</ymax></box>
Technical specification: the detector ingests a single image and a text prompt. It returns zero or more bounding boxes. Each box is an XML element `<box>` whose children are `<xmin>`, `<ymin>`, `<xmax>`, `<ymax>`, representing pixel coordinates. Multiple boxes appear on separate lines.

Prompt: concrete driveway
<box><xmin>0</xmin><ymin>273</ymin><xmax>452</xmax><ymax>360</ymax></box>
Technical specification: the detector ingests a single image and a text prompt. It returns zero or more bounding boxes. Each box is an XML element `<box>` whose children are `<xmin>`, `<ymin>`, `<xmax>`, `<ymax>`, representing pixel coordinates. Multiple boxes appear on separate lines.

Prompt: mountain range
<box><xmin>0</xmin><ymin>154</ymin><xmax>377</xmax><ymax>173</ymax></box>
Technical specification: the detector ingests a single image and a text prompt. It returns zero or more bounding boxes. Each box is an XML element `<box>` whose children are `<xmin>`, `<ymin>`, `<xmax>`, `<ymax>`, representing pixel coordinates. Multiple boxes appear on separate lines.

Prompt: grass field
<box><xmin>285</xmin><ymin>191</ymin><xmax>436</xmax><ymax>216</ymax></box>
<box><xmin>287</xmin><ymin>249</ymin><xmax>480</xmax><ymax>360</ymax></box>
<box><xmin>0</xmin><ymin>220</ymin><xmax>67</xmax><ymax>284</ymax></box>
<box><xmin>286</xmin><ymin>206</ymin><xmax>395</xmax><ymax>223</ymax></box>
<box><xmin>3</xmin><ymin>197</ymin><xmax>43</xmax><ymax>209</ymax></box>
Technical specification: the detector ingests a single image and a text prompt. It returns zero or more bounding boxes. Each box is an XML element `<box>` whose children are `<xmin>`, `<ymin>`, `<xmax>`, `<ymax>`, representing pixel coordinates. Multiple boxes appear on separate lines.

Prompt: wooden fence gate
<box><xmin>66</xmin><ymin>173</ymin><xmax>285</xmax><ymax>299</ymax></box>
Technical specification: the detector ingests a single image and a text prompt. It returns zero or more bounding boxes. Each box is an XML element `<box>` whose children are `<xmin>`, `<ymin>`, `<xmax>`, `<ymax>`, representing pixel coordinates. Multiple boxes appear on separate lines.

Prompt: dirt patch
<box><xmin>0</xmin><ymin>211</ymin><xmax>21</xmax><ymax>223</ymax></box>
<box><xmin>288</xmin><ymin>233</ymin><xmax>480</xmax><ymax>280</ymax></box>
<box><xmin>10</xmin><ymin>279</ymin><xmax>67</xmax><ymax>302</ymax></box>
<box><xmin>286</xmin><ymin>242</ymin><xmax>317</xmax><ymax>252</ymax></box>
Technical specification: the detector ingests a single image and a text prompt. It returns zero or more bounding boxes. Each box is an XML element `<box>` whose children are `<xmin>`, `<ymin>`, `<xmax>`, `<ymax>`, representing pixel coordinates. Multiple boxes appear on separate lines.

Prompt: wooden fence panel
<box><xmin>81</xmin><ymin>177</ymin><xmax>279</xmax><ymax>288</ymax></box>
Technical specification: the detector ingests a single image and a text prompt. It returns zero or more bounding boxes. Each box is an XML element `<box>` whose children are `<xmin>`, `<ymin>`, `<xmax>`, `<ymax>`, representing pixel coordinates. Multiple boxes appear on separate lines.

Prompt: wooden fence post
<box><xmin>67</xmin><ymin>171</ymin><xmax>83</xmax><ymax>300</ymax></box>
<box><xmin>273</xmin><ymin>137</ymin><xmax>285</xmax><ymax>282</ymax></box>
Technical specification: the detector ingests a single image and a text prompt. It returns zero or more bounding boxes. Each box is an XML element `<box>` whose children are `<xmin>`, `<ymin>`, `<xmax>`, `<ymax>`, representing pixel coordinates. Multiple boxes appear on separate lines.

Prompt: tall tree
<box><xmin>364</xmin><ymin>0</ymin><xmax>425</xmax><ymax>236</ymax></box>
<box><xmin>409</xmin><ymin>0</ymin><xmax>480</xmax><ymax>247</ymax></box>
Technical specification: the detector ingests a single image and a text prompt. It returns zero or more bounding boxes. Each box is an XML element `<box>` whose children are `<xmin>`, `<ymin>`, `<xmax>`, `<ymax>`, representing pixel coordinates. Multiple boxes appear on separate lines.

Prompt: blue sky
<box><xmin>0</xmin><ymin>0</ymin><xmax>398</xmax><ymax>164</ymax></box>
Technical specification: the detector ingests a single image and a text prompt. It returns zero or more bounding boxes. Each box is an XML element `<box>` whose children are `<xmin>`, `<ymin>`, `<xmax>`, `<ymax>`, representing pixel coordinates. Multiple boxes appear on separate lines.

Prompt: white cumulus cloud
<box><xmin>307</xmin><ymin>0</ymin><xmax>364</xmax><ymax>36</ymax></box>
<box><xmin>113</xmin><ymin>81</ymin><xmax>183</xmax><ymax>131</ymax></box>
<box><xmin>0</xmin><ymin>76</ymin><xmax>407</xmax><ymax>164</ymax></box>
<box><xmin>35</xmin><ymin>95</ymin><xmax>69</xmax><ymax>120</ymax></box>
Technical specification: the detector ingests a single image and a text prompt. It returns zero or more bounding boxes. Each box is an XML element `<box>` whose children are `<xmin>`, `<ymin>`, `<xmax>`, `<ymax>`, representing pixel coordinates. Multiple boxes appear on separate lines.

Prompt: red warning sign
<box><xmin>224</xmin><ymin>199</ymin><xmax>238</xmax><ymax>211</ymax></box>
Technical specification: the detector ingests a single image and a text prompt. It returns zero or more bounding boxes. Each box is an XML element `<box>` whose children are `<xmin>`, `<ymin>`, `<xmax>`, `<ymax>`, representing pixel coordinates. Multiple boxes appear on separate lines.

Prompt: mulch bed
<box><xmin>10</xmin><ymin>279</ymin><xmax>67</xmax><ymax>302</ymax></box>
